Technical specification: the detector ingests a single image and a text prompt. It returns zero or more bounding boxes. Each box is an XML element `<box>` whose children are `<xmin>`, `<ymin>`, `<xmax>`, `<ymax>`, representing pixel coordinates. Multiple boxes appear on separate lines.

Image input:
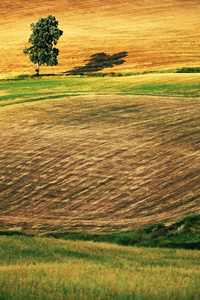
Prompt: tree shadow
<box><xmin>64</xmin><ymin>51</ymin><xmax>128</xmax><ymax>75</ymax></box>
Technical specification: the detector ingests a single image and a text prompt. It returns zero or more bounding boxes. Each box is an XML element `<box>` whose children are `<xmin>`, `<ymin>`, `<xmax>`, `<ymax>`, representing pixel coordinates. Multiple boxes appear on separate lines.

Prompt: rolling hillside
<box><xmin>1</xmin><ymin>75</ymin><xmax>200</xmax><ymax>232</ymax></box>
<box><xmin>1</xmin><ymin>0</ymin><xmax>200</xmax><ymax>78</ymax></box>
<box><xmin>0</xmin><ymin>0</ymin><xmax>200</xmax><ymax>233</ymax></box>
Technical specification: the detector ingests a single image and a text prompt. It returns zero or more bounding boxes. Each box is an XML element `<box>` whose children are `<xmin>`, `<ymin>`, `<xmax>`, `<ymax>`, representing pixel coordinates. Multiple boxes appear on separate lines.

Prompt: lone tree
<box><xmin>23</xmin><ymin>15</ymin><xmax>63</xmax><ymax>76</ymax></box>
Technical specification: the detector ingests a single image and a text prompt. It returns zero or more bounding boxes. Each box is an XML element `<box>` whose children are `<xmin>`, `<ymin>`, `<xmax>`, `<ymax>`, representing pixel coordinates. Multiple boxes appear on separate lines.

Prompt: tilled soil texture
<box><xmin>0</xmin><ymin>95</ymin><xmax>200</xmax><ymax>232</ymax></box>
<box><xmin>1</xmin><ymin>0</ymin><xmax>200</xmax><ymax>77</ymax></box>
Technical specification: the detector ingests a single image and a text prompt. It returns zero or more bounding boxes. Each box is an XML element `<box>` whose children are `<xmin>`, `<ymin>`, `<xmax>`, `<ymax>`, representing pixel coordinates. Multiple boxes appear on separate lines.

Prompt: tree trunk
<box><xmin>36</xmin><ymin>62</ymin><xmax>39</xmax><ymax>76</ymax></box>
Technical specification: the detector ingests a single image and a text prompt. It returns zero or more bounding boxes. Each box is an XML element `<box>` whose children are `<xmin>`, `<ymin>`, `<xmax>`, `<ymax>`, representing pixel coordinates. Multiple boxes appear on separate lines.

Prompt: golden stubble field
<box><xmin>1</xmin><ymin>94</ymin><xmax>200</xmax><ymax>232</ymax></box>
<box><xmin>0</xmin><ymin>0</ymin><xmax>200</xmax><ymax>77</ymax></box>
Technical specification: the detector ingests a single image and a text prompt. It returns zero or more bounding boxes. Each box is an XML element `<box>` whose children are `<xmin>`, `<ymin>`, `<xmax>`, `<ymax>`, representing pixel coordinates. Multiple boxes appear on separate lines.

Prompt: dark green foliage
<box><xmin>176</xmin><ymin>67</ymin><xmax>200</xmax><ymax>73</ymax></box>
<box><xmin>0</xmin><ymin>230</ymin><xmax>27</xmax><ymax>236</ymax></box>
<box><xmin>113</xmin><ymin>233</ymin><xmax>142</xmax><ymax>246</ymax></box>
<box><xmin>23</xmin><ymin>15</ymin><xmax>63</xmax><ymax>75</ymax></box>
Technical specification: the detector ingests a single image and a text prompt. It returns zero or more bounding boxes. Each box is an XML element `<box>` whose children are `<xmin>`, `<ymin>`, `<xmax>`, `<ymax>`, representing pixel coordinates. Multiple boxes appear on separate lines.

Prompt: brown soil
<box><xmin>0</xmin><ymin>95</ymin><xmax>199</xmax><ymax>232</ymax></box>
<box><xmin>0</xmin><ymin>0</ymin><xmax>200</xmax><ymax>77</ymax></box>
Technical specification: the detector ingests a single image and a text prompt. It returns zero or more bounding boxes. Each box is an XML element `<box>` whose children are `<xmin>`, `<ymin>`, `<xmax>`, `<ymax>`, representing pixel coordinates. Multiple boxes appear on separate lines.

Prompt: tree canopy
<box><xmin>23</xmin><ymin>15</ymin><xmax>63</xmax><ymax>75</ymax></box>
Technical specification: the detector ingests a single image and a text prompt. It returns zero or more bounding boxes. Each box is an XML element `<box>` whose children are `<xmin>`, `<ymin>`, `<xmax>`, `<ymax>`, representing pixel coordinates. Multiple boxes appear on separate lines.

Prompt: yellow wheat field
<box><xmin>0</xmin><ymin>0</ymin><xmax>200</xmax><ymax>77</ymax></box>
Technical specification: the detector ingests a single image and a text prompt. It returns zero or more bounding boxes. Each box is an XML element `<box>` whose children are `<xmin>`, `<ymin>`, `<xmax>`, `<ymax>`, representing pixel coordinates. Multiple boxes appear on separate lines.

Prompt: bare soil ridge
<box><xmin>1</xmin><ymin>94</ymin><xmax>199</xmax><ymax>232</ymax></box>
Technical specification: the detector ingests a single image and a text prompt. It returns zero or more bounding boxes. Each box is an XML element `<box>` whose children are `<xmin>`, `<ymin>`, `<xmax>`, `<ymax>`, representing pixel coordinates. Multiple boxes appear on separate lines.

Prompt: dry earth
<box><xmin>0</xmin><ymin>0</ymin><xmax>200</xmax><ymax>77</ymax></box>
<box><xmin>0</xmin><ymin>95</ymin><xmax>199</xmax><ymax>232</ymax></box>
<box><xmin>1</xmin><ymin>0</ymin><xmax>200</xmax><ymax>232</ymax></box>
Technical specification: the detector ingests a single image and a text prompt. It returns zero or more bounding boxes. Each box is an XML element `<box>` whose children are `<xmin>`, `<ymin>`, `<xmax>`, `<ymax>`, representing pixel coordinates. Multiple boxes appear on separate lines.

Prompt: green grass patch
<box><xmin>1</xmin><ymin>73</ymin><xmax>200</xmax><ymax>107</ymax></box>
<box><xmin>176</xmin><ymin>67</ymin><xmax>200</xmax><ymax>73</ymax></box>
<box><xmin>0</xmin><ymin>234</ymin><xmax>200</xmax><ymax>299</ymax></box>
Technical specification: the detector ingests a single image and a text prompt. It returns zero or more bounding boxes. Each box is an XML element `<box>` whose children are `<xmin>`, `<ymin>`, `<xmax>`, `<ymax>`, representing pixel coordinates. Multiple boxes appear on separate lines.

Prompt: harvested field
<box><xmin>0</xmin><ymin>93</ymin><xmax>200</xmax><ymax>232</ymax></box>
<box><xmin>1</xmin><ymin>0</ymin><xmax>200</xmax><ymax>77</ymax></box>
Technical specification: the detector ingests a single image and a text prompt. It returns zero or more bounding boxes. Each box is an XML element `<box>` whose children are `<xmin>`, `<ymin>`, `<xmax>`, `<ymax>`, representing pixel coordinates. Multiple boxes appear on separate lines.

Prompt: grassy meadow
<box><xmin>1</xmin><ymin>73</ymin><xmax>200</xmax><ymax>106</ymax></box>
<box><xmin>0</xmin><ymin>235</ymin><xmax>200</xmax><ymax>300</ymax></box>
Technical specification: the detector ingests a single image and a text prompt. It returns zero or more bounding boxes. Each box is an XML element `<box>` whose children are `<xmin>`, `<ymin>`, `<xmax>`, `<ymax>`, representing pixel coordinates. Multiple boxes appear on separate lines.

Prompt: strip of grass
<box><xmin>0</xmin><ymin>235</ymin><xmax>199</xmax><ymax>300</ymax></box>
<box><xmin>0</xmin><ymin>74</ymin><xmax>200</xmax><ymax>107</ymax></box>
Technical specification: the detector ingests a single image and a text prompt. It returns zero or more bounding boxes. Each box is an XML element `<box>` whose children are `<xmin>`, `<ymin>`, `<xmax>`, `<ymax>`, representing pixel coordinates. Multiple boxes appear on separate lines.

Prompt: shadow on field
<box><xmin>64</xmin><ymin>51</ymin><xmax>128</xmax><ymax>75</ymax></box>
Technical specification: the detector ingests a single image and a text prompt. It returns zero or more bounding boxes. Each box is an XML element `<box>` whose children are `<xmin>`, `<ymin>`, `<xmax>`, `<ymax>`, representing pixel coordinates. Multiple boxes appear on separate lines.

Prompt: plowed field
<box><xmin>1</xmin><ymin>92</ymin><xmax>200</xmax><ymax>232</ymax></box>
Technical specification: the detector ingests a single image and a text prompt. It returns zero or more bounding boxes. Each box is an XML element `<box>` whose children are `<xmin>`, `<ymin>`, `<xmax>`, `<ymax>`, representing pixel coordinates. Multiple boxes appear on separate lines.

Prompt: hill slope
<box><xmin>1</xmin><ymin>0</ymin><xmax>200</xmax><ymax>77</ymax></box>
<box><xmin>1</xmin><ymin>80</ymin><xmax>200</xmax><ymax>232</ymax></box>
<box><xmin>1</xmin><ymin>236</ymin><xmax>200</xmax><ymax>299</ymax></box>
